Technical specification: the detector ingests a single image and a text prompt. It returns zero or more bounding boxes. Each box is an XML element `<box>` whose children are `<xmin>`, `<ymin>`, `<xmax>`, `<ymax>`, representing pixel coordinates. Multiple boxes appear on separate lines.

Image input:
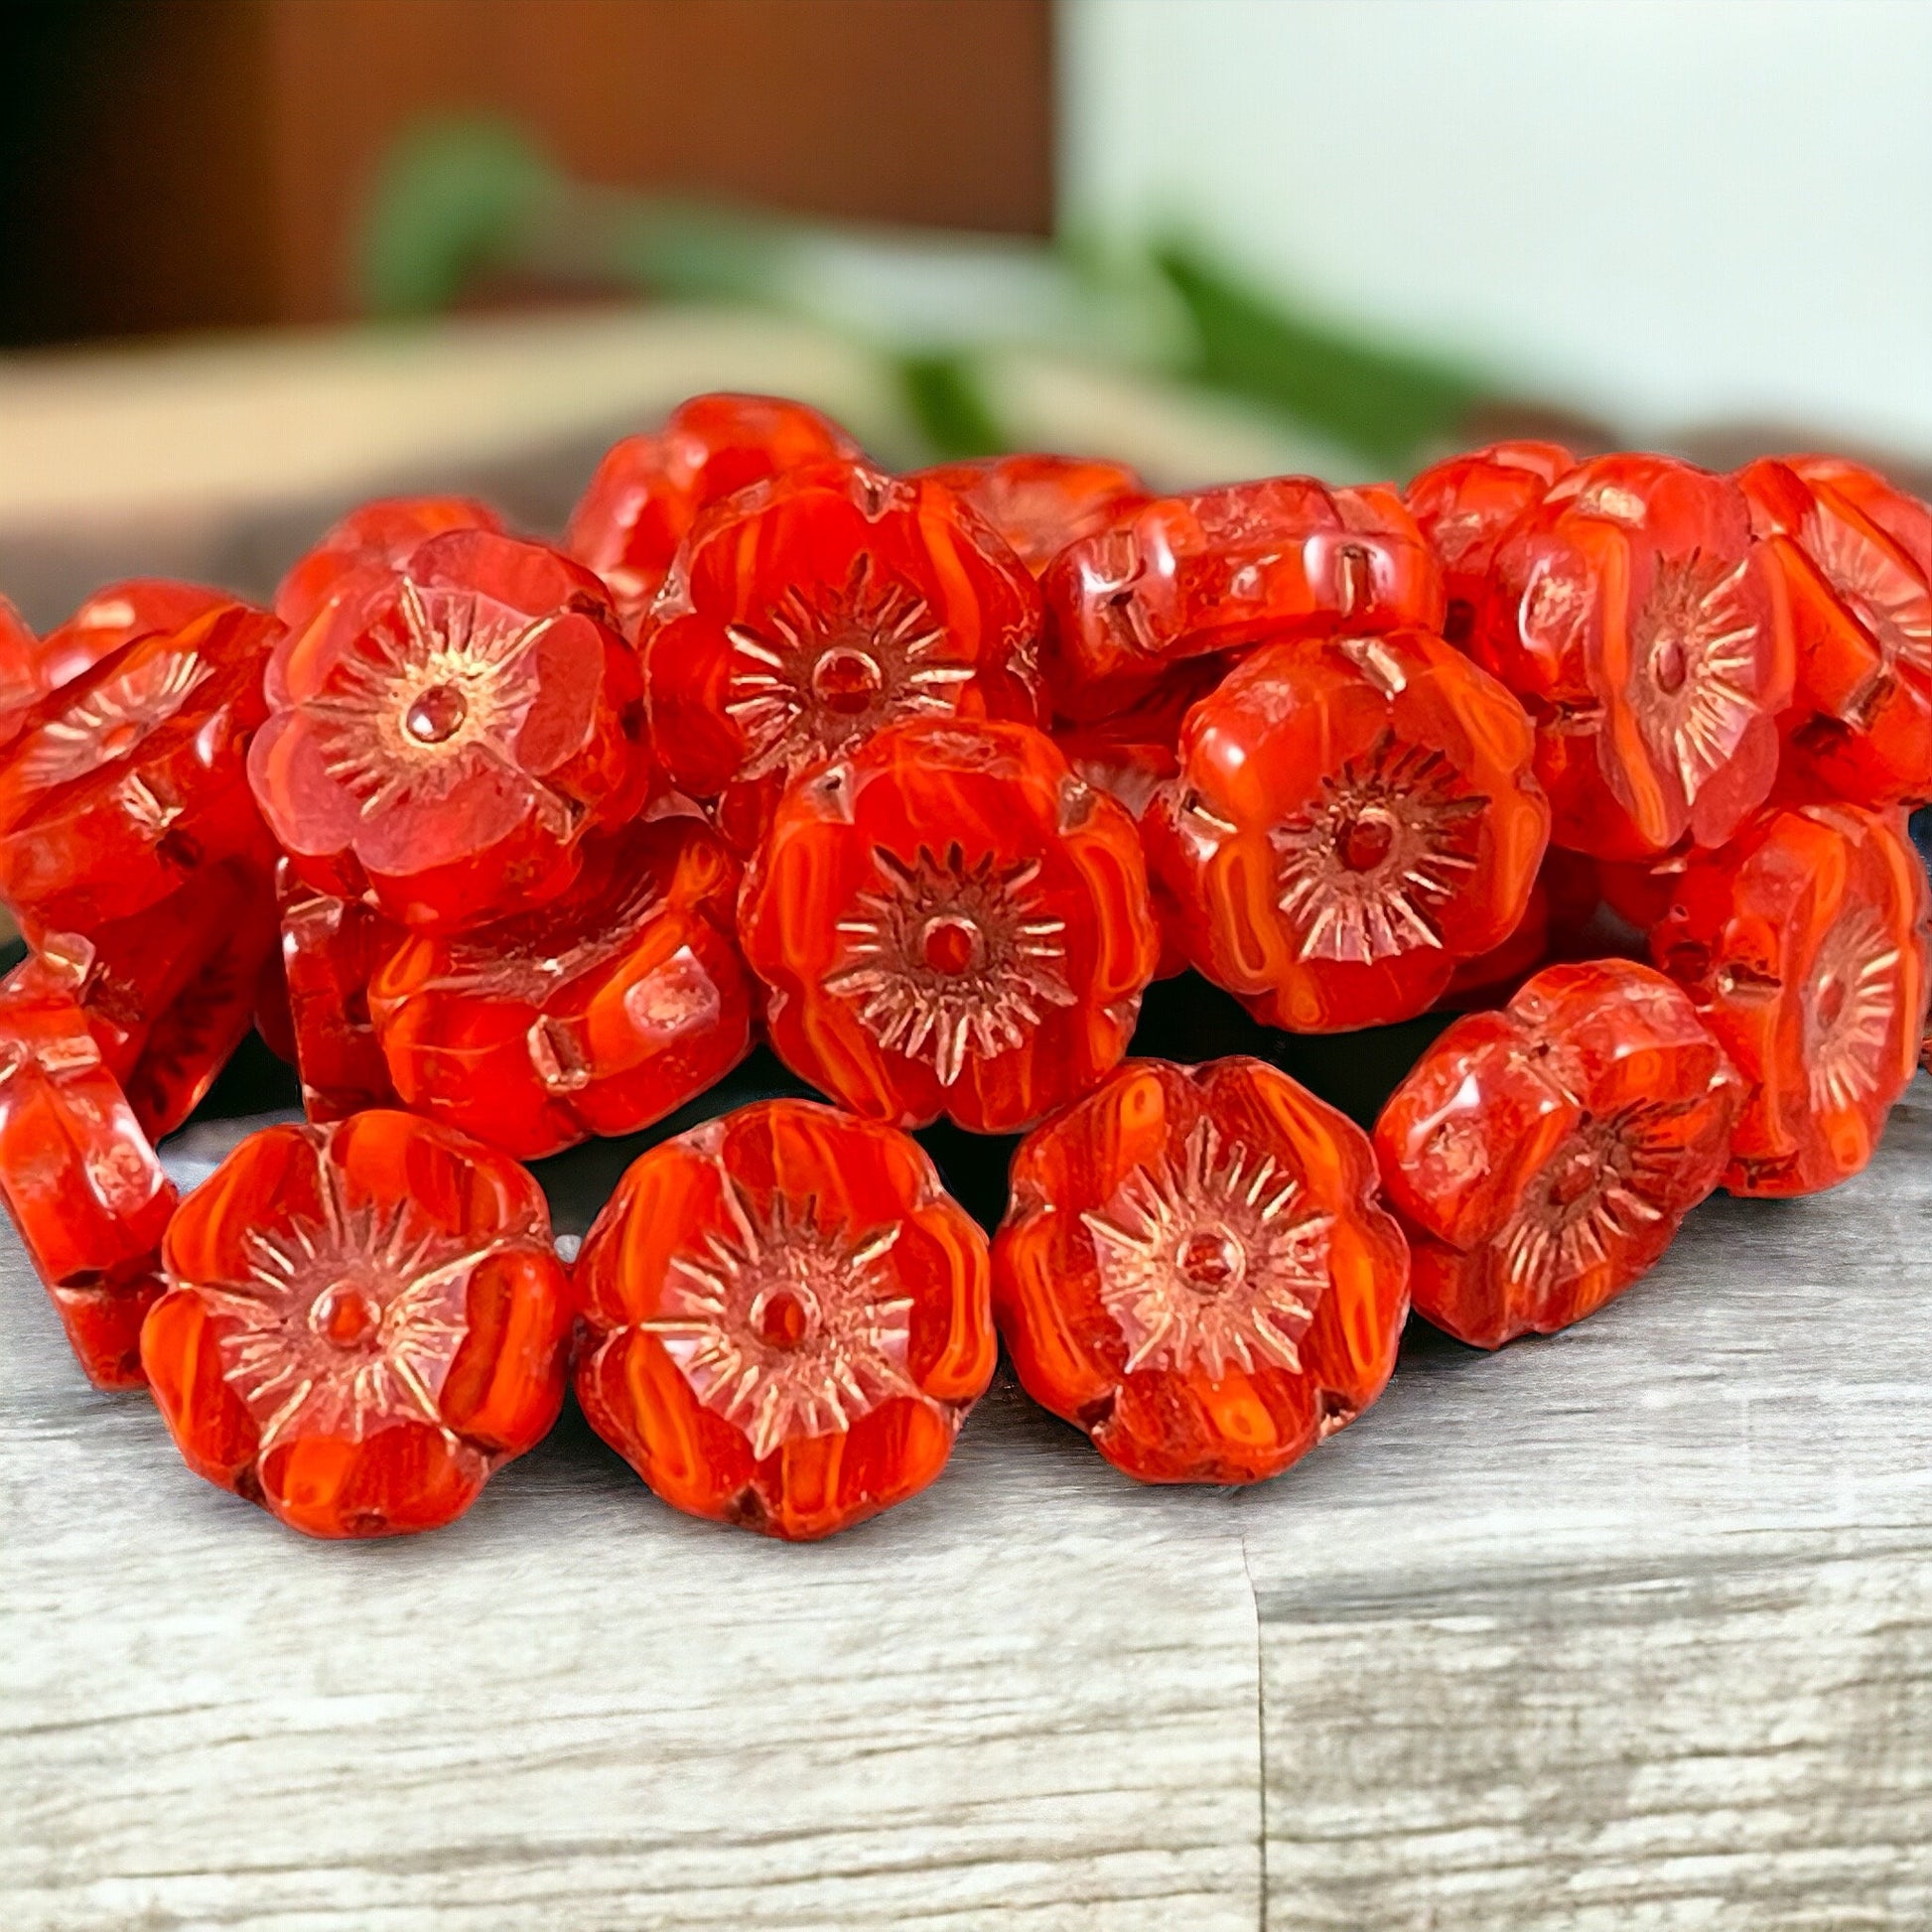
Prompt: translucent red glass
<box><xmin>573</xmin><ymin>1098</ymin><xmax>994</xmax><ymax>1539</ymax></box>
<box><xmin>275</xmin><ymin>494</ymin><xmax>505</xmax><ymax>633</ymax></box>
<box><xmin>915</xmin><ymin>453</ymin><xmax>1149</xmax><ymax>575</ymax></box>
<box><xmin>277</xmin><ymin>861</ymin><xmax>402</xmax><ymax>1123</ymax></box>
<box><xmin>143</xmin><ymin>1111</ymin><xmax>572</xmax><ymax>1538</ymax></box>
<box><xmin>994</xmin><ymin>1055</ymin><xmax>1410</xmax><ymax>1484</ymax></box>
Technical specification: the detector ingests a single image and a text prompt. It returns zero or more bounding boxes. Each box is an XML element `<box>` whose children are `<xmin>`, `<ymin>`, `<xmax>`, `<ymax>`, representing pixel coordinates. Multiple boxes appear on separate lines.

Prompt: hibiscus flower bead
<box><xmin>567</xmin><ymin>392</ymin><xmax>861</xmax><ymax>635</ymax></box>
<box><xmin>1143</xmin><ymin>627</ymin><xmax>1549</xmax><ymax>1032</ymax></box>
<box><xmin>0</xmin><ymin>595</ymin><xmax>281</xmax><ymax>944</ymax></box>
<box><xmin>142</xmin><ymin>1111</ymin><xmax>572</xmax><ymax>1539</ymax></box>
<box><xmin>994</xmin><ymin>1055</ymin><xmax>1410</xmax><ymax>1485</ymax></box>
<box><xmin>1647</xmin><ymin>800</ymin><xmax>1930</xmax><ymax>1197</ymax></box>
<box><xmin>277</xmin><ymin>861</ymin><xmax>403</xmax><ymax>1123</ymax></box>
<box><xmin>913</xmin><ymin>453</ymin><xmax>1149</xmax><ymax>575</ymax></box>
<box><xmin>0</xmin><ymin>959</ymin><xmax>176</xmax><ymax>1389</ymax></box>
<box><xmin>1040</xmin><ymin>476</ymin><xmax>1446</xmax><ymax>722</ymax></box>
<box><xmin>1376</xmin><ymin>959</ymin><xmax>1744</xmax><ymax>1348</ymax></box>
<box><xmin>369</xmin><ymin>812</ymin><xmax>753</xmax><ymax>1161</ymax></box>
<box><xmin>1735</xmin><ymin>455</ymin><xmax>1932</xmax><ymax>807</ymax></box>
<box><xmin>642</xmin><ymin>459</ymin><xmax>1044</xmax><ymax>852</ymax></box>
<box><xmin>1403</xmin><ymin>439</ymin><xmax>1576</xmax><ymax>645</ymax></box>
<box><xmin>275</xmin><ymin>494</ymin><xmax>505</xmax><ymax>632</ymax></box>
<box><xmin>1474</xmin><ymin>452</ymin><xmax>1794</xmax><ymax>860</ymax></box>
<box><xmin>573</xmin><ymin>1097</ymin><xmax>994</xmax><ymax>1540</ymax></box>
<box><xmin>739</xmin><ymin>718</ymin><xmax>1158</xmax><ymax>1134</ymax></box>
<box><xmin>248</xmin><ymin>528</ymin><xmax>648</xmax><ymax>929</ymax></box>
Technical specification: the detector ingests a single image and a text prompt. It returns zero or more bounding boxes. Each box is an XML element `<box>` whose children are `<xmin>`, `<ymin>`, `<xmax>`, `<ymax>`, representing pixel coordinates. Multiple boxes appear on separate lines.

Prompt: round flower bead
<box><xmin>0</xmin><ymin>959</ymin><xmax>176</xmax><ymax>1389</ymax></box>
<box><xmin>1375</xmin><ymin>959</ymin><xmax>1744</xmax><ymax>1348</ymax></box>
<box><xmin>0</xmin><ymin>595</ymin><xmax>281</xmax><ymax>943</ymax></box>
<box><xmin>643</xmin><ymin>460</ymin><xmax>1044</xmax><ymax>851</ymax></box>
<box><xmin>248</xmin><ymin>529</ymin><xmax>648</xmax><ymax>928</ymax></box>
<box><xmin>914</xmin><ymin>453</ymin><xmax>1149</xmax><ymax>574</ymax></box>
<box><xmin>1475</xmin><ymin>453</ymin><xmax>1794</xmax><ymax>859</ymax></box>
<box><xmin>1144</xmin><ymin>628</ymin><xmax>1550</xmax><ymax>1032</ymax></box>
<box><xmin>994</xmin><ymin>1055</ymin><xmax>1410</xmax><ymax>1485</ymax></box>
<box><xmin>573</xmin><ymin>1098</ymin><xmax>995</xmax><ymax>1540</ymax></box>
<box><xmin>1404</xmin><ymin>439</ymin><xmax>1576</xmax><ymax>644</ymax></box>
<box><xmin>369</xmin><ymin>812</ymin><xmax>753</xmax><ymax>1160</ymax></box>
<box><xmin>1647</xmin><ymin>801</ymin><xmax>1930</xmax><ymax>1196</ymax></box>
<box><xmin>1735</xmin><ymin>455</ymin><xmax>1932</xmax><ymax>806</ymax></box>
<box><xmin>275</xmin><ymin>494</ymin><xmax>505</xmax><ymax>632</ymax></box>
<box><xmin>739</xmin><ymin>718</ymin><xmax>1159</xmax><ymax>1134</ymax></box>
<box><xmin>143</xmin><ymin>1111</ymin><xmax>572</xmax><ymax>1539</ymax></box>
<box><xmin>1041</xmin><ymin>476</ymin><xmax>1446</xmax><ymax>721</ymax></box>
<box><xmin>567</xmin><ymin>392</ymin><xmax>861</xmax><ymax>634</ymax></box>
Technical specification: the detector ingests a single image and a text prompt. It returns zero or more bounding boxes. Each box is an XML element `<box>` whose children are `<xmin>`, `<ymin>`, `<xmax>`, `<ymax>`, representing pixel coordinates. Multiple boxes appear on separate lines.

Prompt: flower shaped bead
<box><xmin>1376</xmin><ymin>959</ymin><xmax>1743</xmax><ymax>1347</ymax></box>
<box><xmin>143</xmin><ymin>1111</ymin><xmax>572</xmax><ymax>1538</ymax></box>
<box><xmin>567</xmin><ymin>392</ymin><xmax>861</xmax><ymax>634</ymax></box>
<box><xmin>1404</xmin><ymin>439</ymin><xmax>1576</xmax><ymax>644</ymax></box>
<box><xmin>0</xmin><ymin>596</ymin><xmax>281</xmax><ymax>943</ymax></box>
<box><xmin>1041</xmin><ymin>476</ymin><xmax>1446</xmax><ymax>721</ymax></box>
<box><xmin>1475</xmin><ymin>453</ymin><xmax>1794</xmax><ymax>859</ymax></box>
<box><xmin>914</xmin><ymin>454</ymin><xmax>1149</xmax><ymax>574</ymax></box>
<box><xmin>0</xmin><ymin>960</ymin><xmax>176</xmax><ymax>1389</ymax></box>
<box><xmin>574</xmin><ymin>1098</ymin><xmax>994</xmax><ymax>1540</ymax></box>
<box><xmin>994</xmin><ymin>1056</ymin><xmax>1410</xmax><ymax>1485</ymax></box>
<box><xmin>1144</xmin><ymin>628</ymin><xmax>1550</xmax><ymax>1031</ymax></box>
<box><xmin>642</xmin><ymin>460</ymin><xmax>1044</xmax><ymax>851</ymax></box>
<box><xmin>1736</xmin><ymin>455</ymin><xmax>1932</xmax><ymax>806</ymax></box>
<box><xmin>739</xmin><ymin>718</ymin><xmax>1158</xmax><ymax>1134</ymax></box>
<box><xmin>1647</xmin><ymin>801</ymin><xmax>1930</xmax><ymax>1196</ymax></box>
<box><xmin>249</xmin><ymin>529</ymin><xmax>649</xmax><ymax>928</ymax></box>
<box><xmin>275</xmin><ymin>494</ymin><xmax>505</xmax><ymax>632</ymax></box>
<box><xmin>370</xmin><ymin>812</ymin><xmax>753</xmax><ymax>1160</ymax></box>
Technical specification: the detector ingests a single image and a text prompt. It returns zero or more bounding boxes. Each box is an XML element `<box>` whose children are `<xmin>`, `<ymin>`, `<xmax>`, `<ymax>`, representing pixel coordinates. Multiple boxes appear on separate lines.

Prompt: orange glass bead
<box><xmin>643</xmin><ymin>460</ymin><xmax>1044</xmax><ymax>851</ymax></box>
<box><xmin>573</xmin><ymin>1097</ymin><xmax>995</xmax><ymax>1540</ymax></box>
<box><xmin>275</xmin><ymin>494</ymin><xmax>505</xmax><ymax>633</ymax></box>
<box><xmin>915</xmin><ymin>453</ymin><xmax>1149</xmax><ymax>574</ymax></box>
<box><xmin>1736</xmin><ymin>455</ymin><xmax>1932</xmax><ymax>806</ymax></box>
<box><xmin>143</xmin><ymin>1111</ymin><xmax>572</xmax><ymax>1538</ymax></box>
<box><xmin>1648</xmin><ymin>800</ymin><xmax>1930</xmax><ymax>1195</ymax></box>
<box><xmin>739</xmin><ymin>718</ymin><xmax>1158</xmax><ymax>1133</ymax></box>
<box><xmin>567</xmin><ymin>392</ymin><xmax>861</xmax><ymax>634</ymax></box>
<box><xmin>1475</xmin><ymin>453</ymin><xmax>1795</xmax><ymax>859</ymax></box>
<box><xmin>994</xmin><ymin>1055</ymin><xmax>1410</xmax><ymax>1484</ymax></box>
<box><xmin>276</xmin><ymin>861</ymin><xmax>402</xmax><ymax>1123</ymax></box>
<box><xmin>249</xmin><ymin>529</ymin><xmax>648</xmax><ymax>928</ymax></box>
<box><xmin>370</xmin><ymin>812</ymin><xmax>753</xmax><ymax>1160</ymax></box>
<box><xmin>1376</xmin><ymin>959</ymin><xmax>1743</xmax><ymax>1347</ymax></box>
<box><xmin>1041</xmin><ymin>476</ymin><xmax>1446</xmax><ymax>721</ymax></box>
<box><xmin>0</xmin><ymin>596</ymin><xmax>281</xmax><ymax>944</ymax></box>
<box><xmin>1144</xmin><ymin>628</ymin><xmax>1550</xmax><ymax>1031</ymax></box>
<box><xmin>1404</xmin><ymin>439</ymin><xmax>1576</xmax><ymax>645</ymax></box>
<box><xmin>0</xmin><ymin>960</ymin><xmax>176</xmax><ymax>1388</ymax></box>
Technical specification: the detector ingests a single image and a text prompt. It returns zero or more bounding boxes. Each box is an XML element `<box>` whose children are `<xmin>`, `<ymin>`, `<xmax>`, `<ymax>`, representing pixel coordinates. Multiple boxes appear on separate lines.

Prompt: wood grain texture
<box><xmin>5</xmin><ymin>1090</ymin><xmax>1932</xmax><ymax>1927</ymax></box>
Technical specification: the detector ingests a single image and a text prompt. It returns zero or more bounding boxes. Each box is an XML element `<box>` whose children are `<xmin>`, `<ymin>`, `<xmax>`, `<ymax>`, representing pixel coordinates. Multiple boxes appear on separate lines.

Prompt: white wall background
<box><xmin>1062</xmin><ymin>0</ymin><xmax>1932</xmax><ymax>452</ymax></box>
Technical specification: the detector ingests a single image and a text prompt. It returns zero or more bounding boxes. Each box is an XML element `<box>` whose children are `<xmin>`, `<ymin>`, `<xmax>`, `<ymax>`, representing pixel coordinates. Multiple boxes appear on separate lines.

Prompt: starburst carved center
<box><xmin>825</xmin><ymin>844</ymin><xmax>1075</xmax><ymax>1084</ymax></box>
<box><xmin>198</xmin><ymin>1166</ymin><xmax>481</xmax><ymax>1451</ymax></box>
<box><xmin>309</xmin><ymin>579</ymin><xmax>551</xmax><ymax>819</ymax></box>
<box><xmin>1082</xmin><ymin>1117</ymin><xmax>1333</xmax><ymax>1380</ymax></box>
<box><xmin>21</xmin><ymin>649</ymin><xmax>210</xmax><ymax>787</ymax></box>
<box><xmin>1270</xmin><ymin>733</ymin><xmax>1486</xmax><ymax>962</ymax></box>
<box><xmin>1805</xmin><ymin>506</ymin><xmax>1932</xmax><ymax>683</ymax></box>
<box><xmin>1628</xmin><ymin>551</ymin><xmax>1761</xmax><ymax>802</ymax></box>
<box><xmin>724</xmin><ymin>554</ymin><xmax>969</xmax><ymax>783</ymax></box>
<box><xmin>1805</xmin><ymin>903</ymin><xmax>1899</xmax><ymax>1114</ymax></box>
<box><xmin>643</xmin><ymin>1186</ymin><xmax>927</xmax><ymax>1459</ymax></box>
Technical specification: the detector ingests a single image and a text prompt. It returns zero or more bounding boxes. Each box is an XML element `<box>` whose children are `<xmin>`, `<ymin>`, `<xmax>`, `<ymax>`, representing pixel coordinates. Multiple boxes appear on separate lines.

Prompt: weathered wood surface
<box><xmin>4</xmin><ymin>1088</ymin><xmax>1931</xmax><ymax>1930</ymax></box>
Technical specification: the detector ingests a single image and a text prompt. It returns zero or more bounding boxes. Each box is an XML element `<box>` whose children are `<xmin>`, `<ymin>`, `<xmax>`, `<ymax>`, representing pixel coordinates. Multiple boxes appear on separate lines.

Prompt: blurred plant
<box><xmin>359</xmin><ymin>117</ymin><xmax>1507</xmax><ymax>468</ymax></box>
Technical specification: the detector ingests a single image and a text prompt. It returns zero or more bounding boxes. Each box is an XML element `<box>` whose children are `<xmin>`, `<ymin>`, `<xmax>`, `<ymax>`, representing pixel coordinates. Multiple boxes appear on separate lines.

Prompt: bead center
<box><xmin>810</xmin><ymin>645</ymin><xmax>885</xmax><ymax>716</ymax></box>
<box><xmin>1338</xmin><ymin>808</ymin><xmax>1397</xmax><ymax>874</ymax></box>
<box><xmin>1178</xmin><ymin>1225</ymin><xmax>1245</xmax><ymax>1294</ymax></box>
<box><xmin>1813</xmin><ymin>968</ymin><xmax>1848</xmax><ymax>1031</ymax></box>
<box><xmin>1650</xmin><ymin>634</ymin><xmax>1688</xmax><ymax>695</ymax></box>
<box><xmin>404</xmin><ymin>681</ymin><xmax>470</xmax><ymax>745</ymax></box>
<box><xmin>751</xmin><ymin>1285</ymin><xmax>818</xmax><ymax>1350</ymax></box>
<box><xmin>919</xmin><ymin>911</ymin><xmax>985</xmax><ymax>976</ymax></box>
<box><xmin>1546</xmin><ymin>1142</ymin><xmax>1598</xmax><ymax>1209</ymax></box>
<box><xmin>312</xmin><ymin>1283</ymin><xmax>382</xmax><ymax>1349</ymax></box>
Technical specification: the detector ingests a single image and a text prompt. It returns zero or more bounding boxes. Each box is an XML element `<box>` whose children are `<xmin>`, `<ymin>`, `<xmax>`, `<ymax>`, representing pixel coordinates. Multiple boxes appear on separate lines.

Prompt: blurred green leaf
<box><xmin>1156</xmin><ymin>241</ymin><xmax>1486</xmax><ymax>468</ymax></box>
<box><xmin>359</xmin><ymin>119</ymin><xmax>559</xmax><ymax>317</ymax></box>
<box><xmin>896</xmin><ymin>353</ymin><xmax>1007</xmax><ymax>460</ymax></box>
